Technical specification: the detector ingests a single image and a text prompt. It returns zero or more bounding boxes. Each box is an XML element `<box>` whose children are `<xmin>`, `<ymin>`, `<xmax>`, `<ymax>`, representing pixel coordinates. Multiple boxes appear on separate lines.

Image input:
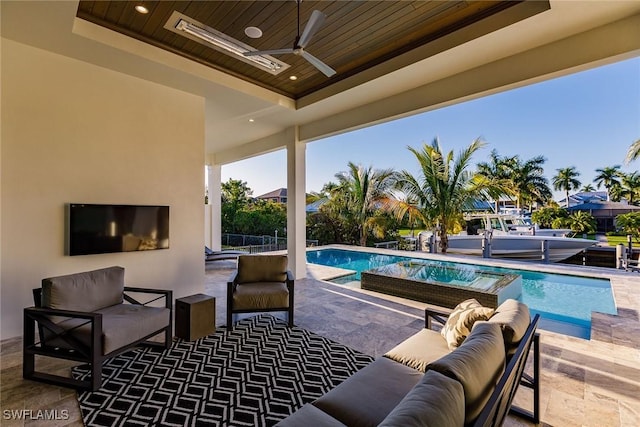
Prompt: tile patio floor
<box><xmin>1</xmin><ymin>255</ymin><xmax>639</xmax><ymax>426</ymax></box>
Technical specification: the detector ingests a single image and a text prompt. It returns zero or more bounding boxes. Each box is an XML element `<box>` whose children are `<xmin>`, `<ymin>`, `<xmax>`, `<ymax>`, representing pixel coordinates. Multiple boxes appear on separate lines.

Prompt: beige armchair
<box><xmin>227</xmin><ymin>255</ymin><xmax>294</xmax><ymax>328</ymax></box>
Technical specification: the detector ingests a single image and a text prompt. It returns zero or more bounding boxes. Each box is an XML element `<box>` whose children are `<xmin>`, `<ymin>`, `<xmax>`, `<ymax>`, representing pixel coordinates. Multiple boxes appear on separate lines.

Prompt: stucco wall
<box><xmin>1</xmin><ymin>39</ymin><xmax>205</xmax><ymax>339</ymax></box>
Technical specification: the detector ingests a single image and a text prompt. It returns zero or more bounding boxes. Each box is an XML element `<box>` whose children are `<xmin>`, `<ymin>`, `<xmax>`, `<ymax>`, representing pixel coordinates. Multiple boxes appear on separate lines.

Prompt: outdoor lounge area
<box><xmin>3</xmin><ymin>1</ymin><xmax>640</xmax><ymax>426</ymax></box>
<box><xmin>2</xmin><ymin>259</ymin><xmax>639</xmax><ymax>426</ymax></box>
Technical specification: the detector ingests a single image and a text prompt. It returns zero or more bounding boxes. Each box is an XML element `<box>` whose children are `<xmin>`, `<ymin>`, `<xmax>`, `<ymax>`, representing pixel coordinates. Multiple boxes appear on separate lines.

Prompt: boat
<box><xmin>419</xmin><ymin>214</ymin><xmax>595</xmax><ymax>263</ymax></box>
<box><xmin>469</xmin><ymin>214</ymin><xmax>574</xmax><ymax>238</ymax></box>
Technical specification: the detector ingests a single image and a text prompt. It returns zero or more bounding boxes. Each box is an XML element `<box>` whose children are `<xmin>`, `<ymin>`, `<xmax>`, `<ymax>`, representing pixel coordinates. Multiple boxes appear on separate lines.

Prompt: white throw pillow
<box><xmin>440</xmin><ymin>299</ymin><xmax>495</xmax><ymax>350</ymax></box>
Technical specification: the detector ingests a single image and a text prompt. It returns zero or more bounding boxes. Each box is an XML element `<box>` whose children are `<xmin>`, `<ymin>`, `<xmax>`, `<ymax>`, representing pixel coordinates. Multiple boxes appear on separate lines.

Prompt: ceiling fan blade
<box><xmin>301</xmin><ymin>51</ymin><xmax>336</xmax><ymax>77</ymax></box>
<box><xmin>244</xmin><ymin>48</ymin><xmax>293</xmax><ymax>57</ymax></box>
<box><xmin>298</xmin><ymin>10</ymin><xmax>326</xmax><ymax>48</ymax></box>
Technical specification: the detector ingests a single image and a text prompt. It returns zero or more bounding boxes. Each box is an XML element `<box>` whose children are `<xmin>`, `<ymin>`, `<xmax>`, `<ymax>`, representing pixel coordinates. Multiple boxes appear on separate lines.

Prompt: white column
<box><xmin>286</xmin><ymin>127</ymin><xmax>307</xmax><ymax>279</ymax></box>
<box><xmin>207</xmin><ymin>160</ymin><xmax>222</xmax><ymax>251</ymax></box>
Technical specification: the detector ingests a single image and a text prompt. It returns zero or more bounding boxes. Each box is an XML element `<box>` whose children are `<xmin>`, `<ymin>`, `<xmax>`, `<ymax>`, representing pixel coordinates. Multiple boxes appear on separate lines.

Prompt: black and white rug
<box><xmin>74</xmin><ymin>315</ymin><xmax>374</xmax><ymax>426</ymax></box>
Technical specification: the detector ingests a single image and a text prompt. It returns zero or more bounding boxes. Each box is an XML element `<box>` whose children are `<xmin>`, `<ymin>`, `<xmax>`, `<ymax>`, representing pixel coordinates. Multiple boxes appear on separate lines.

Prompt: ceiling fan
<box><xmin>244</xmin><ymin>0</ymin><xmax>336</xmax><ymax>77</ymax></box>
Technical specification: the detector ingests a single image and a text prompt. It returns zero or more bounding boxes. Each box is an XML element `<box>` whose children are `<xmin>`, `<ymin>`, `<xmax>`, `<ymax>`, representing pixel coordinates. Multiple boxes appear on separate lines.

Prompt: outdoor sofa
<box><xmin>23</xmin><ymin>266</ymin><xmax>173</xmax><ymax>391</ymax></box>
<box><xmin>276</xmin><ymin>299</ymin><xmax>539</xmax><ymax>427</ymax></box>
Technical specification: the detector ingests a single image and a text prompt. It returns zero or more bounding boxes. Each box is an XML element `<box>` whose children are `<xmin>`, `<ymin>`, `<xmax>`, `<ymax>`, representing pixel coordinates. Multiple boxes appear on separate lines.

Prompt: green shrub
<box><xmin>532</xmin><ymin>207</ymin><xmax>568</xmax><ymax>229</ymax></box>
<box><xmin>615</xmin><ymin>212</ymin><xmax>640</xmax><ymax>242</ymax></box>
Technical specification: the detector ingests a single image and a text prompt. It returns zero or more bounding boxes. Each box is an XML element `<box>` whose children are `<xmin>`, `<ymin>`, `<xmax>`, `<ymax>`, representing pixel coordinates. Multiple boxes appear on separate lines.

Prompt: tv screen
<box><xmin>67</xmin><ymin>204</ymin><xmax>169</xmax><ymax>256</ymax></box>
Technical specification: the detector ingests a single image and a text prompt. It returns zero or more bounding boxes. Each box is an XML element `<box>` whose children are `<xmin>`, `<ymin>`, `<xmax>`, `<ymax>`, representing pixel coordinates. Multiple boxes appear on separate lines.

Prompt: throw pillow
<box><xmin>440</xmin><ymin>299</ymin><xmax>495</xmax><ymax>350</ymax></box>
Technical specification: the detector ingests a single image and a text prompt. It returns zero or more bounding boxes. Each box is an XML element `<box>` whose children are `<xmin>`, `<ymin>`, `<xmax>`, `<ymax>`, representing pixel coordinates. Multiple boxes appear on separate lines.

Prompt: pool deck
<box><xmin>301</xmin><ymin>245</ymin><xmax>640</xmax><ymax>426</ymax></box>
<box><xmin>1</xmin><ymin>245</ymin><xmax>639</xmax><ymax>426</ymax></box>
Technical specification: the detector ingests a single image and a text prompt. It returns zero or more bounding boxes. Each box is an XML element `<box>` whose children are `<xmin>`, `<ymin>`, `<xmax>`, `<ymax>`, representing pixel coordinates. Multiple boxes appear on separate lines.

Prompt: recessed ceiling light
<box><xmin>289</xmin><ymin>75</ymin><xmax>298</xmax><ymax>81</ymax></box>
<box><xmin>244</xmin><ymin>27</ymin><xmax>263</xmax><ymax>39</ymax></box>
<box><xmin>134</xmin><ymin>5</ymin><xmax>149</xmax><ymax>14</ymax></box>
<box><xmin>248</xmin><ymin>118</ymin><xmax>255</xmax><ymax>123</ymax></box>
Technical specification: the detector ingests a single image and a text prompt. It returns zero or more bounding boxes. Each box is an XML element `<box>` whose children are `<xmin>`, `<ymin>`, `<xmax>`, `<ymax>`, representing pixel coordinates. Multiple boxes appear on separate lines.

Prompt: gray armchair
<box><xmin>23</xmin><ymin>266</ymin><xmax>172</xmax><ymax>391</ymax></box>
<box><xmin>227</xmin><ymin>255</ymin><xmax>294</xmax><ymax>327</ymax></box>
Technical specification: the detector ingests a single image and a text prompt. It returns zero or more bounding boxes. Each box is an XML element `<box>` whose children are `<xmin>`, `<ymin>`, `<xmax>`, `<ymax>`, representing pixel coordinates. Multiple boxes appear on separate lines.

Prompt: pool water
<box><xmin>307</xmin><ymin>248</ymin><xmax>617</xmax><ymax>339</ymax></box>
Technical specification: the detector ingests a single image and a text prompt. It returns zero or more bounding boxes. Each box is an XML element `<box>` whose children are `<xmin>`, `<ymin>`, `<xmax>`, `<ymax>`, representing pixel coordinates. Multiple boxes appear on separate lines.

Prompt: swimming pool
<box><xmin>307</xmin><ymin>248</ymin><xmax>617</xmax><ymax>339</ymax></box>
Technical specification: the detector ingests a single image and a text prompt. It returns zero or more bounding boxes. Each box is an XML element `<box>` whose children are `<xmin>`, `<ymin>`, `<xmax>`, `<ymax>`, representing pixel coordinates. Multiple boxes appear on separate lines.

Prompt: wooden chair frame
<box><xmin>23</xmin><ymin>287</ymin><xmax>172</xmax><ymax>391</ymax></box>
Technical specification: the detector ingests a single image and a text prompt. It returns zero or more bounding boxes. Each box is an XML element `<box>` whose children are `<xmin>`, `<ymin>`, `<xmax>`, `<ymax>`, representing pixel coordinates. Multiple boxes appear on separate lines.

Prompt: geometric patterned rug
<box><xmin>74</xmin><ymin>315</ymin><xmax>374</xmax><ymax>426</ymax></box>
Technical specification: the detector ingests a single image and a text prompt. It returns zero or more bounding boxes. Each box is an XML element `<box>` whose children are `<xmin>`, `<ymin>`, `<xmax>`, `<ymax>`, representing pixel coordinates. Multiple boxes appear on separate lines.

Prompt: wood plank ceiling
<box><xmin>77</xmin><ymin>1</ymin><xmax>526</xmax><ymax>99</ymax></box>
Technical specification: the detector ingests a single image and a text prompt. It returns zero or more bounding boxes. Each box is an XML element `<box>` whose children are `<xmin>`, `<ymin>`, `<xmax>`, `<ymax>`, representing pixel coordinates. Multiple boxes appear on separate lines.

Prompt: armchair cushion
<box><xmin>98</xmin><ymin>304</ymin><xmax>171</xmax><ymax>354</ymax></box>
<box><xmin>232</xmin><ymin>282</ymin><xmax>290</xmax><ymax>310</ymax></box>
<box><xmin>43</xmin><ymin>304</ymin><xmax>171</xmax><ymax>355</ymax></box>
<box><xmin>42</xmin><ymin>266</ymin><xmax>124</xmax><ymax>313</ymax></box>
<box><xmin>236</xmin><ymin>255</ymin><xmax>288</xmax><ymax>284</ymax></box>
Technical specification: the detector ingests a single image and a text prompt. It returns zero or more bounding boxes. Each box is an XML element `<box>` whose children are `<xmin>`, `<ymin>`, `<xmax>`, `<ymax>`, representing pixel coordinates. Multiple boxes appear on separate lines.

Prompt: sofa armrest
<box><xmin>425</xmin><ymin>306</ymin><xmax>452</xmax><ymax>329</ymax></box>
<box><xmin>123</xmin><ymin>287</ymin><xmax>172</xmax><ymax>308</ymax></box>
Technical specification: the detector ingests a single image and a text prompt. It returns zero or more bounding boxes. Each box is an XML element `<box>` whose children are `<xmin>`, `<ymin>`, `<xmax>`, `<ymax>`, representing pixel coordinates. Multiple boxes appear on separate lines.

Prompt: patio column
<box><xmin>206</xmin><ymin>159</ymin><xmax>222</xmax><ymax>251</ymax></box>
<box><xmin>286</xmin><ymin>126</ymin><xmax>307</xmax><ymax>279</ymax></box>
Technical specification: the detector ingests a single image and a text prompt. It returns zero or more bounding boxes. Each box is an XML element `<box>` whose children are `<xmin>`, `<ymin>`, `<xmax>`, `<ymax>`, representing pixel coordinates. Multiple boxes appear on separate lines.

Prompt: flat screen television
<box><xmin>67</xmin><ymin>204</ymin><xmax>169</xmax><ymax>256</ymax></box>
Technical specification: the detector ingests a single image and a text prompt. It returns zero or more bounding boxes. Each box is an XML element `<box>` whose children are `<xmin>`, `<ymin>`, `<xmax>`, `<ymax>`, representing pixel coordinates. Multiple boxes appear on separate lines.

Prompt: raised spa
<box><xmin>361</xmin><ymin>261</ymin><xmax>522</xmax><ymax>308</ymax></box>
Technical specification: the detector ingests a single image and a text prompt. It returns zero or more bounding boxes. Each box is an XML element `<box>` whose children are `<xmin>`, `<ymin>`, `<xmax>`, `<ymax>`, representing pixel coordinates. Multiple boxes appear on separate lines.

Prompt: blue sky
<box><xmin>222</xmin><ymin>57</ymin><xmax>640</xmax><ymax>201</ymax></box>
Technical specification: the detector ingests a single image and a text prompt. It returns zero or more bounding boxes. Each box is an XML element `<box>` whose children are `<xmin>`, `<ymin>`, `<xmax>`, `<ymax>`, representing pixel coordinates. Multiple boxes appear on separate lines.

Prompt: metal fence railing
<box><xmin>221</xmin><ymin>233</ymin><xmax>318</xmax><ymax>254</ymax></box>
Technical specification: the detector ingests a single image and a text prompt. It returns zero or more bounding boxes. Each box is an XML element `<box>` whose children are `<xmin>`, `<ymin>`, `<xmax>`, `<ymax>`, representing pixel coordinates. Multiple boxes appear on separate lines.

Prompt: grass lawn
<box><xmin>398</xmin><ymin>228</ymin><xmax>426</xmax><ymax>237</ymax></box>
<box><xmin>606</xmin><ymin>235</ymin><xmax>640</xmax><ymax>246</ymax></box>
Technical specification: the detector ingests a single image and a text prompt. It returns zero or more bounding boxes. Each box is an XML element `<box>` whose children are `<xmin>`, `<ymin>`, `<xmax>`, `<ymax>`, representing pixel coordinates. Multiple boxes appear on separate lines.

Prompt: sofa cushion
<box><xmin>313</xmin><ymin>357</ymin><xmax>423</xmax><ymax>427</ymax></box>
<box><xmin>378</xmin><ymin>370</ymin><xmax>465</xmax><ymax>427</ymax></box>
<box><xmin>275</xmin><ymin>404</ymin><xmax>346</xmax><ymax>427</ymax></box>
<box><xmin>232</xmin><ymin>282</ymin><xmax>289</xmax><ymax>310</ymax></box>
<box><xmin>488</xmin><ymin>299</ymin><xmax>530</xmax><ymax>354</ymax></box>
<box><xmin>236</xmin><ymin>255</ymin><xmax>288</xmax><ymax>284</ymax></box>
<box><xmin>42</xmin><ymin>266</ymin><xmax>124</xmax><ymax>313</ymax></box>
<box><xmin>427</xmin><ymin>321</ymin><xmax>505</xmax><ymax>425</ymax></box>
<box><xmin>440</xmin><ymin>298</ymin><xmax>494</xmax><ymax>350</ymax></box>
<box><xmin>384</xmin><ymin>328</ymin><xmax>451</xmax><ymax>372</ymax></box>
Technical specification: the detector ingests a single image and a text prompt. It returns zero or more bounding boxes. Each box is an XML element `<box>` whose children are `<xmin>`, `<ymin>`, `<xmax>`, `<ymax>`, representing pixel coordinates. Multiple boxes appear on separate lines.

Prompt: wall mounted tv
<box><xmin>66</xmin><ymin>204</ymin><xmax>169</xmax><ymax>256</ymax></box>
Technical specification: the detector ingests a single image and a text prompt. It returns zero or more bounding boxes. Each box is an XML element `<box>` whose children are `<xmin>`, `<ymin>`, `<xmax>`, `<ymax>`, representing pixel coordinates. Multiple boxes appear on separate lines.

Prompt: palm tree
<box><xmin>476</xmin><ymin>149</ymin><xmax>516</xmax><ymax>212</ymax></box>
<box><xmin>580</xmin><ymin>184</ymin><xmax>596</xmax><ymax>192</ymax></box>
<box><xmin>393</xmin><ymin>137</ymin><xmax>491</xmax><ymax>253</ymax></box>
<box><xmin>510</xmin><ymin>155</ymin><xmax>552</xmax><ymax>211</ymax></box>
<box><xmin>625</xmin><ymin>138</ymin><xmax>640</xmax><ymax>164</ymax></box>
<box><xmin>477</xmin><ymin>152</ymin><xmax>551</xmax><ymax>211</ymax></box>
<box><xmin>567</xmin><ymin>211</ymin><xmax>597</xmax><ymax>234</ymax></box>
<box><xmin>593</xmin><ymin>165</ymin><xmax>621</xmax><ymax>201</ymax></box>
<box><xmin>334</xmin><ymin>162</ymin><xmax>396</xmax><ymax>246</ymax></box>
<box><xmin>552</xmin><ymin>167</ymin><xmax>581</xmax><ymax>208</ymax></box>
<box><xmin>619</xmin><ymin>172</ymin><xmax>640</xmax><ymax>205</ymax></box>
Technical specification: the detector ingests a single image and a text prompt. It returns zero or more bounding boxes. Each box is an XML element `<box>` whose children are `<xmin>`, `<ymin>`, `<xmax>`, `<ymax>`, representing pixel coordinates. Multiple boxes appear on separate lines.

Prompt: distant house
<box><xmin>306</xmin><ymin>198</ymin><xmax>328</xmax><ymax>214</ymax></box>
<box><xmin>256</xmin><ymin>188</ymin><xmax>287</xmax><ymax>204</ymax></box>
<box><xmin>467</xmin><ymin>199</ymin><xmax>493</xmax><ymax>212</ymax></box>
<box><xmin>567</xmin><ymin>201</ymin><xmax>640</xmax><ymax>232</ymax></box>
<box><xmin>560</xmin><ymin>191</ymin><xmax>608</xmax><ymax>208</ymax></box>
